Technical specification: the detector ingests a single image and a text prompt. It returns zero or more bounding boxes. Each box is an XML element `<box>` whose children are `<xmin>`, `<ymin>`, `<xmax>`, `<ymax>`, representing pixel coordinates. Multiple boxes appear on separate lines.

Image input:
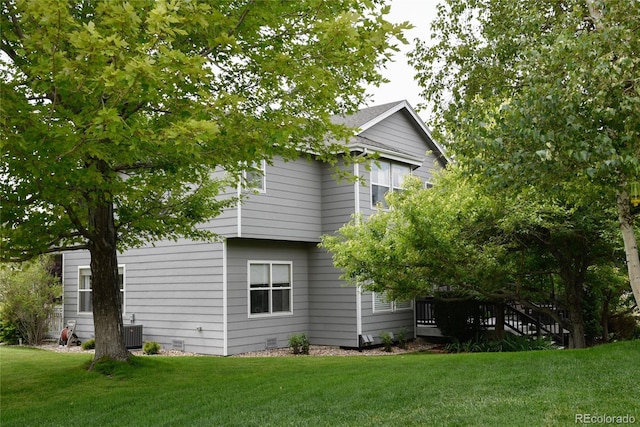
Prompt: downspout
<box><xmin>236</xmin><ymin>182</ymin><xmax>242</xmax><ymax>238</ymax></box>
<box><xmin>354</xmin><ymin>161</ymin><xmax>363</xmax><ymax>347</ymax></box>
<box><xmin>61</xmin><ymin>253</ymin><xmax>65</xmax><ymax>333</ymax></box>
<box><xmin>222</xmin><ymin>239</ymin><xmax>228</xmax><ymax>356</ymax></box>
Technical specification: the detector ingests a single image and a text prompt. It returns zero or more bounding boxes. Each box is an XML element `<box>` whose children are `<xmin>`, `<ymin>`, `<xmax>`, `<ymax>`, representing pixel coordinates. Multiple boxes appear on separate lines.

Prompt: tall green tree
<box><xmin>1</xmin><ymin>0</ymin><xmax>407</xmax><ymax>364</ymax></box>
<box><xmin>322</xmin><ymin>172</ymin><xmax>625</xmax><ymax>347</ymax></box>
<box><xmin>410</xmin><ymin>0</ymin><xmax>640</xmax><ymax>306</ymax></box>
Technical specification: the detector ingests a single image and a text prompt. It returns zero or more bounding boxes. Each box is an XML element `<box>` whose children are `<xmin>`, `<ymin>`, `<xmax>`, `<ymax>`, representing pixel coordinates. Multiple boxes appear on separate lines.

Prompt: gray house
<box><xmin>61</xmin><ymin>100</ymin><xmax>448</xmax><ymax>355</ymax></box>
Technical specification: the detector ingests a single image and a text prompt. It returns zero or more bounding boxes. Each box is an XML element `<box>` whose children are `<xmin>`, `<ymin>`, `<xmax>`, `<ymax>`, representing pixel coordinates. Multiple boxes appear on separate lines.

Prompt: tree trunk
<box><xmin>565</xmin><ymin>281</ymin><xmax>586</xmax><ymax>349</ymax></box>
<box><xmin>601</xmin><ymin>297</ymin><xmax>610</xmax><ymax>342</ymax></box>
<box><xmin>88</xmin><ymin>199</ymin><xmax>129</xmax><ymax>366</ymax></box>
<box><xmin>616</xmin><ymin>190</ymin><xmax>640</xmax><ymax>308</ymax></box>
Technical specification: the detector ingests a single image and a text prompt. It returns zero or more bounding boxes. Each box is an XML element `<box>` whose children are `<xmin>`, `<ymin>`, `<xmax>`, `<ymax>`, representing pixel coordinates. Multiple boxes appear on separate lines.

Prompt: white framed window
<box><xmin>78</xmin><ymin>266</ymin><xmax>125</xmax><ymax>314</ymax></box>
<box><xmin>248</xmin><ymin>261</ymin><xmax>292</xmax><ymax>316</ymax></box>
<box><xmin>373</xmin><ymin>292</ymin><xmax>413</xmax><ymax>313</ymax></box>
<box><xmin>243</xmin><ymin>160</ymin><xmax>266</xmax><ymax>193</ymax></box>
<box><xmin>371</xmin><ymin>160</ymin><xmax>410</xmax><ymax>208</ymax></box>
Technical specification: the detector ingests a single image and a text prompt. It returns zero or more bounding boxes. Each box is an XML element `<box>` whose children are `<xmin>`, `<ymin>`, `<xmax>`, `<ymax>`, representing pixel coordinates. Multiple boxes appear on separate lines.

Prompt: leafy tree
<box><xmin>322</xmin><ymin>171</ymin><xmax>626</xmax><ymax>347</ymax></box>
<box><xmin>410</xmin><ymin>0</ymin><xmax>640</xmax><ymax>307</ymax></box>
<box><xmin>0</xmin><ymin>0</ymin><xmax>407</xmax><ymax>364</ymax></box>
<box><xmin>322</xmin><ymin>173</ymin><xmax>510</xmax><ymax>302</ymax></box>
<box><xmin>0</xmin><ymin>256</ymin><xmax>62</xmax><ymax>346</ymax></box>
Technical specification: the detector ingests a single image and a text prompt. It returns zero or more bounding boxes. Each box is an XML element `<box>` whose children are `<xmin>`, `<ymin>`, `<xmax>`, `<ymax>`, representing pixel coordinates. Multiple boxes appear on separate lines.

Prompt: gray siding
<box><xmin>321</xmin><ymin>160</ymin><xmax>357</xmax><ymax>234</ymax></box>
<box><xmin>308</xmin><ymin>246</ymin><xmax>358</xmax><ymax>347</ymax></box>
<box><xmin>239</xmin><ymin>157</ymin><xmax>322</xmax><ymax>242</ymax></box>
<box><xmin>202</xmin><ymin>168</ymin><xmax>239</xmax><ymax>237</ymax></box>
<box><xmin>306</xmin><ymin>160</ymin><xmax>360</xmax><ymax>348</ymax></box>
<box><xmin>226</xmin><ymin>239</ymin><xmax>311</xmax><ymax>354</ymax></box>
<box><xmin>62</xmin><ymin>239</ymin><xmax>226</xmax><ymax>355</ymax></box>
<box><xmin>360</xmin><ymin>109</ymin><xmax>443</xmax><ymax>183</ymax></box>
<box><xmin>360</xmin><ymin>292</ymin><xmax>415</xmax><ymax>345</ymax></box>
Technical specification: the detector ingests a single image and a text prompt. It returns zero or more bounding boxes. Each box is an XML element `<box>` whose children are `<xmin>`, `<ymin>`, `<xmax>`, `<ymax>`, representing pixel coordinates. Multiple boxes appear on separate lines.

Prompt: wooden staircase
<box><xmin>416</xmin><ymin>298</ymin><xmax>569</xmax><ymax>346</ymax></box>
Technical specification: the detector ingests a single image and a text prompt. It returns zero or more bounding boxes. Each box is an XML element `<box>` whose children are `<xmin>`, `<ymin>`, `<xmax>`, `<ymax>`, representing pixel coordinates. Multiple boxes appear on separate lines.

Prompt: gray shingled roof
<box><xmin>330</xmin><ymin>100</ymin><xmax>405</xmax><ymax>128</ymax></box>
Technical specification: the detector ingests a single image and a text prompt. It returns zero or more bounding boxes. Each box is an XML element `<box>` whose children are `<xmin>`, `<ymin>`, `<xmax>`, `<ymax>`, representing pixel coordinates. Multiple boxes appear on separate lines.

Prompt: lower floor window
<box><xmin>249</xmin><ymin>262</ymin><xmax>292</xmax><ymax>316</ymax></box>
<box><xmin>373</xmin><ymin>292</ymin><xmax>413</xmax><ymax>313</ymax></box>
<box><xmin>78</xmin><ymin>266</ymin><xmax>125</xmax><ymax>314</ymax></box>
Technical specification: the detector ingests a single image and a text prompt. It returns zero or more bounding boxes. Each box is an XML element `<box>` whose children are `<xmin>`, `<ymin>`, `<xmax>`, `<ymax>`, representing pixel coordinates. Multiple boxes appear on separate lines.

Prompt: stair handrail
<box><xmin>505</xmin><ymin>303</ymin><xmax>564</xmax><ymax>344</ymax></box>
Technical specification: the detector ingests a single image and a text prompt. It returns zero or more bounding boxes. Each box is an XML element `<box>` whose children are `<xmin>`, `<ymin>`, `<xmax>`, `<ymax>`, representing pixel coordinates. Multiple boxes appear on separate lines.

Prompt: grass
<box><xmin>1</xmin><ymin>341</ymin><xmax>639</xmax><ymax>426</ymax></box>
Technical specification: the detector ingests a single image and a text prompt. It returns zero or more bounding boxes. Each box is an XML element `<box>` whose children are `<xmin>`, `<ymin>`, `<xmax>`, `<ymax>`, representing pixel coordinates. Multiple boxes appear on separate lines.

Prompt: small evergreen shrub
<box><xmin>380</xmin><ymin>332</ymin><xmax>394</xmax><ymax>352</ymax></box>
<box><xmin>81</xmin><ymin>338</ymin><xmax>95</xmax><ymax>350</ymax></box>
<box><xmin>396</xmin><ymin>328</ymin><xmax>408</xmax><ymax>349</ymax></box>
<box><xmin>143</xmin><ymin>341</ymin><xmax>161</xmax><ymax>355</ymax></box>
<box><xmin>288</xmin><ymin>333</ymin><xmax>310</xmax><ymax>355</ymax></box>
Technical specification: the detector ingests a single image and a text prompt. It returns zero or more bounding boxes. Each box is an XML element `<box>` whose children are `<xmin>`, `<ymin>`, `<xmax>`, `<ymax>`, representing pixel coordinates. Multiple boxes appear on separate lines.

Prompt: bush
<box><xmin>143</xmin><ymin>341</ymin><xmax>161</xmax><ymax>355</ymax></box>
<box><xmin>0</xmin><ymin>315</ymin><xmax>23</xmax><ymax>345</ymax></box>
<box><xmin>396</xmin><ymin>328</ymin><xmax>408</xmax><ymax>349</ymax></box>
<box><xmin>81</xmin><ymin>338</ymin><xmax>95</xmax><ymax>350</ymax></box>
<box><xmin>288</xmin><ymin>333</ymin><xmax>310</xmax><ymax>355</ymax></box>
<box><xmin>380</xmin><ymin>332</ymin><xmax>394</xmax><ymax>352</ymax></box>
<box><xmin>0</xmin><ymin>256</ymin><xmax>62</xmax><ymax>345</ymax></box>
<box><xmin>433</xmin><ymin>294</ymin><xmax>482</xmax><ymax>342</ymax></box>
<box><xmin>445</xmin><ymin>335</ymin><xmax>556</xmax><ymax>353</ymax></box>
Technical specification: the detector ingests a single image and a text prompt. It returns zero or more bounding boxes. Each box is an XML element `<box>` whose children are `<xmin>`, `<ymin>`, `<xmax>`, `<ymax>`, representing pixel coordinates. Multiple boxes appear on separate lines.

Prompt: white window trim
<box><xmin>372</xmin><ymin>292</ymin><xmax>413</xmax><ymax>314</ymax></box>
<box><xmin>77</xmin><ymin>265</ymin><xmax>126</xmax><ymax>315</ymax></box>
<box><xmin>370</xmin><ymin>160</ymin><xmax>411</xmax><ymax>210</ymax></box>
<box><xmin>247</xmin><ymin>261</ymin><xmax>293</xmax><ymax>318</ymax></box>
<box><xmin>243</xmin><ymin>159</ymin><xmax>266</xmax><ymax>193</ymax></box>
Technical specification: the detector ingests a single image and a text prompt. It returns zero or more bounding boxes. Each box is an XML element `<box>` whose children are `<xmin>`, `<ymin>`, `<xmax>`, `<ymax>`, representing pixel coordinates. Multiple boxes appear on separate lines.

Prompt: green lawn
<box><xmin>1</xmin><ymin>341</ymin><xmax>639</xmax><ymax>426</ymax></box>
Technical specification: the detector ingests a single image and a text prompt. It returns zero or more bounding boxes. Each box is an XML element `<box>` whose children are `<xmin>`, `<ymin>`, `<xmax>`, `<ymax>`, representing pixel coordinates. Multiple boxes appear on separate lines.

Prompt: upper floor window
<box><xmin>371</xmin><ymin>160</ymin><xmax>410</xmax><ymax>208</ymax></box>
<box><xmin>243</xmin><ymin>160</ymin><xmax>266</xmax><ymax>193</ymax></box>
<box><xmin>78</xmin><ymin>266</ymin><xmax>125</xmax><ymax>314</ymax></box>
<box><xmin>248</xmin><ymin>262</ymin><xmax>292</xmax><ymax>316</ymax></box>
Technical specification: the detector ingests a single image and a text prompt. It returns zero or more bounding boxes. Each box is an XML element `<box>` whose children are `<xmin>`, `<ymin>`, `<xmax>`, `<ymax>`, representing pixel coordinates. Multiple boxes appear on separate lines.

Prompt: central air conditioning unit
<box><xmin>124</xmin><ymin>324</ymin><xmax>143</xmax><ymax>349</ymax></box>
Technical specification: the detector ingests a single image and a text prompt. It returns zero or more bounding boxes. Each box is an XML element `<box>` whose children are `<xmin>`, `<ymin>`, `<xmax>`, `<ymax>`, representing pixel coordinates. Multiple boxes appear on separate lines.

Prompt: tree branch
<box><xmin>62</xmin><ymin>203</ymin><xmax>92</xmax><ymax>240</ymax></box>
<box><xmin>229</xmin><ymin>0</ymin><xmax>254</xmax><ymax>37</ymax></box>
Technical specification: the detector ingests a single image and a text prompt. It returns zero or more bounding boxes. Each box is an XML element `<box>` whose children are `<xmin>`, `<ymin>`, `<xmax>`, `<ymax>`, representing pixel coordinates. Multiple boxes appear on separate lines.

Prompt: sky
<box><xmin>366</xmin><ymin>0</ymin><xmax>442</xmax><ymax>119</ymax></box>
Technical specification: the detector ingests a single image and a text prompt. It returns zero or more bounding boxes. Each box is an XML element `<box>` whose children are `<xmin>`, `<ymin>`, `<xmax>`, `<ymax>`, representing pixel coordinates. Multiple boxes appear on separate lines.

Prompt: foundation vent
<box><xmin>266</xmin><ymin>338</ymin><xmax>278</xmax><ymax>349</ymax></box>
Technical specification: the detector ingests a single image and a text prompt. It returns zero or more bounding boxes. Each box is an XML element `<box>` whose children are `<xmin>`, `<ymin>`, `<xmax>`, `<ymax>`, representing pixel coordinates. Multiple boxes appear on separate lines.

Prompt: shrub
<box><xmin>396</xmin><ymin>328</ymin><xmax>408</xmax><ymax>349</ymax></box>
<box><xmin>81</xmin><ymin>338</ymin><xmax>96</xmax><ymax>350</ymax></box>
<box><xmin>0</xmin><ymin>315</ymin><xmax>23</xmax><ymax>345</ymax></box>
<box><xmin>380</xmin><ymin>332</ymin><xmax>394</xmax><ymax>352</ymax></box>
<box><xmin>445</xmin><ymin>335</ymin><xmax>556</xmax><ymax>353</ymax></box>
<box><xmin>0</xmin><ymin>256</ymin><xmax>62</xmax><ymax>345</ymax></box>
<box><xmin>433</xmin><ymin>293</ymin><xmax>482</xmax><ymax>342</ymax></box>
<box><xmin>288</xmin><ymin>333</ymin><xmax>310</xmax><ymax>355</ymax></box>
<box><xmin>143</xmin><ymin>341</ymin><xmax>161</xmax><ymax>355</ymax></box>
